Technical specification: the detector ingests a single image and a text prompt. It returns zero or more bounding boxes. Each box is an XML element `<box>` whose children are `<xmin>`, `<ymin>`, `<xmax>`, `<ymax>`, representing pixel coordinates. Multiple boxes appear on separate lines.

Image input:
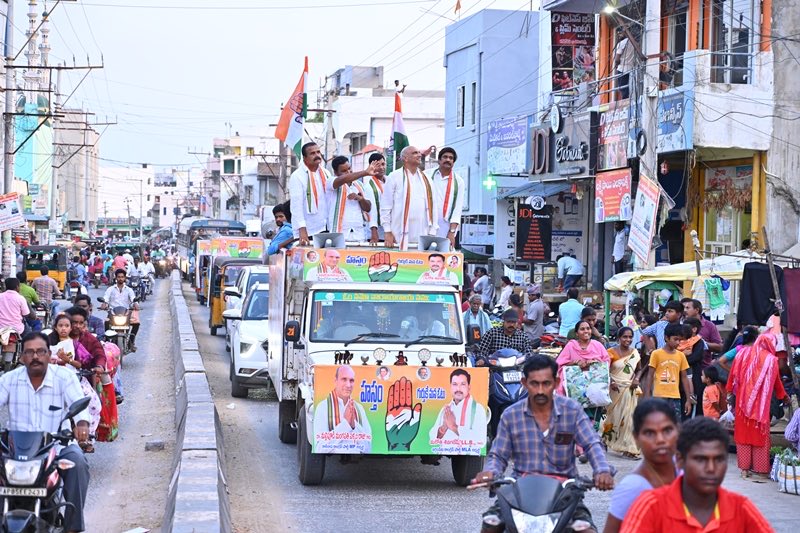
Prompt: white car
<box><xmin>224</xmin><ymin>283</ymin><xmax>269</xmax><ymax>398</ymax></box>
<box><xmin>225</xmin><ymin>265</ymin><xmax>270</xmax><ymax>351</ymax></box>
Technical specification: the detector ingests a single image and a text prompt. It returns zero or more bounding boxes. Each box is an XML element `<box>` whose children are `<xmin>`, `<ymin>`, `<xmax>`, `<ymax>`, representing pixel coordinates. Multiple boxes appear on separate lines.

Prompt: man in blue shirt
<box><xmin>267</xmin><ymin>201</ymin><xmax>294</xmax><ymax>256</ymax></box>
<box><xmin>558</xmin><ymin>287</ymin><xmax>584</xmax><ymax>337</ymax></box>
<box><xmin>556</xmin><ymin>253</ymin><xmax>585</xmax><ymax>291</ymax></box>
<box><xmin>641</xmin><ymin>300</ymin><xmax>684</xmax><ymax>353</ymax></box>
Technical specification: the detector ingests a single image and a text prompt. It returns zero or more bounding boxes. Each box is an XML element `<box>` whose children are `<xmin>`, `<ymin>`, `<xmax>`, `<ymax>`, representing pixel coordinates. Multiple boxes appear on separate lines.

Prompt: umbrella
<box><xmin>69</xmin><ymin>230</ymin><xmax>90</xmax><ymax>239</ymax></box>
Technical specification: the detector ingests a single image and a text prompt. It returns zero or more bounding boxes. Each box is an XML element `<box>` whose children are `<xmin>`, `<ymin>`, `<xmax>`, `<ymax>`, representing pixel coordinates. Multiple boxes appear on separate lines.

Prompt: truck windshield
<box><xmin>310</xmin><ymin>290</ymin><xmax>462</xmax><ymax>344</ymax></box>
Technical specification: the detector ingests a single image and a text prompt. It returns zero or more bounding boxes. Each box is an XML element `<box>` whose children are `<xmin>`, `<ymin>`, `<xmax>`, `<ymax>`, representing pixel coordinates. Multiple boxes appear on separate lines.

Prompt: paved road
<box><xmin>183</xmin><ymin>283</ymin><xmax>795</xmax><ymax>533</ymax></box>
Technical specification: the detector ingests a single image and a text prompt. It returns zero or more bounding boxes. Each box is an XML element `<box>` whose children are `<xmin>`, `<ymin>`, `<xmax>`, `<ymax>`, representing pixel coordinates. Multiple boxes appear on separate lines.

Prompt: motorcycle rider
<box><xmin>0</xmin><ymin>332</ymin><xmax>92</xmax><ymax>533</ymax></box>
<box><xmin>139</xmin><ymin>255</ymin><xmax>156</xmax><ymax>294</ymax></box>
<box><xmin>31</xmin><ymin>265</ymin><xmax>62</xmax><ymax>320</ymax></box>
<box><xmin>73</xmin><ymin>295</ymin><xmax>105</xmax><ymax>337</ymax></box>
<box><xmin>67</xmin><ymin>256</ymin><xmax>88</xmax><ymax>298</ymax></box>
<box><xmin>475</xmin><ymin>309</ymin><xmax>534</xmax><ymax>364</ymax></box>
<box><xmin>100</xmin><ymin>269</ymin><xmax>140</xmax><ymax>352</ymax></box>
<box><xmin>16</xmin><ymin>271</ymin><xmax>42</xmax><ymax>332</ymax></box>
<box><xmin>0</xmin><ymin>277</ymin><xmax>36</xmax><ymax>335</ymax></box>
<box><xmin>472</xmin><ymin>354</ymin><xmax>615</xmax><ymax>533</ymax></box>
<box><xmin>122</xmin><ymin>248</ymin><xmax>134</xmax><ymax>266</ymax></box>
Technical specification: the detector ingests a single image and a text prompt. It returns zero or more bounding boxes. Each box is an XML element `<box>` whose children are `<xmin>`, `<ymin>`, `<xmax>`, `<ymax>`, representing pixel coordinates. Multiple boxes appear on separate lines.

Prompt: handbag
<box><xmin>562</xmin><ymin>361</ymin><xmax>611</xmax><ymax>408</ymax></box>
<box><xmin>777</xmin><ymin>450</ymin><xmax>800</xmax><ymax>495</ymax></box>
<box><xmin>129</xmin><ymin>309</ymin><xmax>140</xmax><ymax>325</ymax></box>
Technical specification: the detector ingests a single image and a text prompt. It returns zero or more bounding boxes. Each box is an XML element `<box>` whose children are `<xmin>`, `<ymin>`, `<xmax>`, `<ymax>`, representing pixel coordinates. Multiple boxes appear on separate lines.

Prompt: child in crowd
<box><xmin>644</xmin><ymin>322</ymin><xmax>695</xmax><ymax>420</ymax></box>
<box><xmin>701</xmin><ymin>366</ymin><xmax>727</xmax><ymax>420</ymax></box>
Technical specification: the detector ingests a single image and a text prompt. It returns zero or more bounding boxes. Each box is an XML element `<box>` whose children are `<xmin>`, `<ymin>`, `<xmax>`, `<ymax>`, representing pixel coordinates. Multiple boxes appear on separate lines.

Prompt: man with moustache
<box><xmin>289</xmin><ymin>142</ymin><xmax>333</xmax><ymax>246</ymax></box>
<box><xmin>365</xmin><ymin>153</ymin><xmax>387</xmax><ymax>245</ymax></box>
<box><xmin>0</xmin><ymin>333</ymin><xmax>92</xmax><ymax>533</ymax></box>
<box><xmin>313</xmin><ymin>365</ymin><xmax>372</xmax><ymax>453</ymax></box>
<box><xmin>381</xmin><ymin>145</ymin><xmax>437</xmax><ymax>250</ymax></box>
<box><xmin>430</xmin><ymin>368</ymin><xmax>487</xmax><ymax>447</ymax></box>
<box><xmin>473</xmin><ymin>354</ymin><xmax>614</xmax><ymax>533</ymax></box>
<box><xmin>328</xmin><ymin>155</ymin><xmax>374</xmax><ymax>242</ymax></box>
<box><xmin>428</xmin><ymin>147</ymin><xmax>465</xmax><ymax>248</ymax></box>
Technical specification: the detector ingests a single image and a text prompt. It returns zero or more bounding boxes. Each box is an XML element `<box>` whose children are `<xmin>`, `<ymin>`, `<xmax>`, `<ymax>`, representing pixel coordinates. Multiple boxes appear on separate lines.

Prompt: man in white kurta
<box><xmin>365</xmin><ymin>153</ymin><xmax>387</xmax><ymax>244</ymax></box>
<box><xmin>380</xmin><ymin>146</ymin><xmax>437</xmax><ymax>250</ymax></box>
<box><xmin>289</xmin><ymin>142</ymin><xmax>332</xmax><ymax>245</ymax></box>
<box><xmin>429</xmin><ymin>147</ymin><xmax>465</xmax><ymax>248</ymax></box>
<box><xmin>429</xmin><ymin>369</ymin><xmax>487</xmax><ymax>452</ymax></box>
<box><xmin>313</xmin><ymin>365</ymin><xmax>372</xmax><ymax>453</ymax></box>
<box><xmin>327</xmin><ymin>155</ymin><xmax>374</xmax><ymax>242</ymax></box>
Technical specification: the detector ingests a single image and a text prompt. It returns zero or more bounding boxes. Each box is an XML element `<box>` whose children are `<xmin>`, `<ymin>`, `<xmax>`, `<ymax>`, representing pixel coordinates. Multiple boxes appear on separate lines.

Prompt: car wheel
<box><xmin>225</xmin><ymin>333</ymin><xmax>231</xmax><ymax>352</ymax></box>
<box><xmin>231</xmin><ymin>369</ymin><xmax>248</xmax><ymax>398</ymax></box>
<box><xmin>451</xmin><ymin>455</ymin><xmax>484</xmax><ymax>487</ymax></box>
<box><xmin>210</xmin><ymin>326</ymin><xmax>218</xmax><ymax>336</ymax></box>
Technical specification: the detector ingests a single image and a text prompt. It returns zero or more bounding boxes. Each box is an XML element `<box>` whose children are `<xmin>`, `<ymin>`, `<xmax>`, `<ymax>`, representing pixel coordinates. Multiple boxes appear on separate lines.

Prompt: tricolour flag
<box><xmin>275</xmin><ymin>56</ymin><xmax>308</xmax><ymax>157</ymax></box>
<box><xmin>391</xmin><ymin>92</ymin><xmax>409</xmax><ymax>171</ymax></box>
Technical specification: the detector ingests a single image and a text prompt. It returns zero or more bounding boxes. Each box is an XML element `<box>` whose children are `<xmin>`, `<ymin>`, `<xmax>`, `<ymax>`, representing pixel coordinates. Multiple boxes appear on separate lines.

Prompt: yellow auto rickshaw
<box><xmin>208</xmin><ymin>256</ymin><xmax>260</xmax><ymax>336</ymax></box>
<box><xmin>23</xmin><ymin>246</ymin><xmax>69</xmax><ymax>294</ymax></box>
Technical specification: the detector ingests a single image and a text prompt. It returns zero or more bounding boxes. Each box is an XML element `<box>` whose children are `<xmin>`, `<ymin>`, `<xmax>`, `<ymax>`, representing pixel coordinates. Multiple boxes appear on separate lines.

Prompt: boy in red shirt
<box><xmin>621</xmin><ymin>417</ymin><xmax>773</xmax><ymax>533</ymax></box>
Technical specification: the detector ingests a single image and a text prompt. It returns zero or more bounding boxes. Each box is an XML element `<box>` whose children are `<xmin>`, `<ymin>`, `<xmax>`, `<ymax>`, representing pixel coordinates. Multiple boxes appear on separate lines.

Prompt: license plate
<box><xmin>502</xmin><ymin>371</ymin><xmax>522</xmax><ymax>383</ymax></box>
<box><xmin>0</xmin><ymin>487</ymin><xmax>47</xmax><ymax>497</ymax></box>
<box><xmin>111</xmin><ymin>326</ymin><xmax>128</xmax><ymax>330</ymax></box>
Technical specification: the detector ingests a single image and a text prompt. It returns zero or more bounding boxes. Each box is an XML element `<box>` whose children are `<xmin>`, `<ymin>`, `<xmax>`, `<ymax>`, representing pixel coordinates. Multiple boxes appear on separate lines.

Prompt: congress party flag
<box><xmin>275</xmin><ymin>56</ymin><xmax>308</xmax><ymax>157</ymax></box>
<box><xmin>391</xmin><ymin>92</ymin><xmax>409</xmax><ymax>171</ymax></box>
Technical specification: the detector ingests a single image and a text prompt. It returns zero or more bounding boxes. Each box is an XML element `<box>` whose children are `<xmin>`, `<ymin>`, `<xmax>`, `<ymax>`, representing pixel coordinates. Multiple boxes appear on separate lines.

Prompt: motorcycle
<box><xmin>471</xmin><ymin>475</ymin><xmax>595</xmax><ymax>533</ymax></box>
<box><xmin>67</xmin><ymin>281</ymin><xmax>88</xmax><ymax>301</ymax></box>
<box><xmin>97</xmin><ymin>297</ymin><xmax>138</xmax><ymax>357</ymax></box>
<box><xmin>0</xmin><ymin>328</ymin><xmax>21</xmax><ymax>373</ymax></box>
<box><xmin>142</xmin><ymin>276</ymin><xmax>153</xmax><ymax>298</ymax></box>
<box><xmin>92</xmin><ymin>272</ymin><xmax>102</xmax><ymax>289</ymax></box>
<box><xmin>34</xmin><ymin>304</ymin><xmax>50</xmax><ymax>331</ymax></box>
<box><xmin>485</xmin><ymin>349</ymin><xmax>528</xmax><ymax>438</ymax></box>
<box><xmin>0</xmin><ymin>396</ymin><xmax>91</xmax><ymax>533</ymax></box>
<box><xmin>127</xmin><ymin>276</ymin><xmax>145</xmax><ymax>303</ymax></box>
<box><xmin>155</xmin><ymin>259</ymin><xmax>168</xmax><ymax>279</ymax></box>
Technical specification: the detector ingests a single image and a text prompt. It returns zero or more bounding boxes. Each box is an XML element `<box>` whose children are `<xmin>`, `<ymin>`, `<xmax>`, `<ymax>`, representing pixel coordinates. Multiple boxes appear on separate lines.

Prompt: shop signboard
<box><xmin>487</xmin><ymin>116</ymin><xmax>529</xmax><ymax>175</ymax></box>
<box><xmin>0</xmin><ymin>193</ymin><xmax>26</xmax><ymax>232</ymax></box>
<box><xmin>596</xmin><ymin>100</ymin><xmax>635</xmax><ymax>171</ymax></box>
<box><xmin>656</xmin><ymin>88</ymin><xmax>695</xmax><ymax>154</ymax></box>
<box><xmin>628</xmin><ymin>174</ymin><xmax>660</xmax><ymax>264</ymax></box>
<box><xmin>595</xmin><ymin>168</ymin><xmax>633</xmax><ymax>223</ymax></box>
<box><xmin>311</xmin><ymin>365</ymin><xmax>489</xmax><ymax>455</ymax></box>
<box><xmin>527</xmin><ymin>110</ymin><xmax>595</xmax><ymax>178</ymax></box>
<box><xmin>551</xmin><ymin>12</ymin><xmax>596</xmax><ymax>91</ymax></box>
<box><xmin>515</xmin><ymin>203</ymin><xmax>553</xmax><ymax>263</ymax></box>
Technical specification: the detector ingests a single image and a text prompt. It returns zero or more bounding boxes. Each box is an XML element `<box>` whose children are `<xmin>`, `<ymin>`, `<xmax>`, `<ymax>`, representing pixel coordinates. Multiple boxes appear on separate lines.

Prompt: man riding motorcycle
<box><xmin>31</xmin><ymin>265</ymin><xmax>62</xmax><ymax>320</ymax></box>
<box><xmin>100</xmin><ymin>269</ymin><xmax>140</xmax><ymax>352</ymax></box>
<box><xmin>472</xmin><ymin>354</ymin><xmax>614</xmax><ymax>533</ymax></box>
<box><xmin>0</xmin><ymin>332</ymin><xmax>92</xmax><ymax>532</ymax></box>
<box><xmin>139</xmin><ymin>255</ymin><xmax>156</xmax><ymax>294</ymax></box>
<box><xmin>474</xmin><ymin>309</ymin><xmax>534</xmax><ymax>365</ymax></box>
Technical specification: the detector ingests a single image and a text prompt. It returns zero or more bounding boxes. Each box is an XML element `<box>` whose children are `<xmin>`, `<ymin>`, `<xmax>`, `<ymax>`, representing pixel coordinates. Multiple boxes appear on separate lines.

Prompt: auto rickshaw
<box><xmin>23</xmin><ymin>246</ymin><xmax>69</xmax><ymax>294</ymax></box>
<box><xmin>208</xmin><ymin>257</ymin><xmax>260</xmax><ymax>336</ymax></box>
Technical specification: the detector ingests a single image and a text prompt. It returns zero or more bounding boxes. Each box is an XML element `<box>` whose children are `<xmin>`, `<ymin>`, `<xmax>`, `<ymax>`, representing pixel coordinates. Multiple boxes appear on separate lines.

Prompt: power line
<box><xmin>81</xmin><ymin>0</ymin><xmax>437</xmax><ymax>10</ymax></box>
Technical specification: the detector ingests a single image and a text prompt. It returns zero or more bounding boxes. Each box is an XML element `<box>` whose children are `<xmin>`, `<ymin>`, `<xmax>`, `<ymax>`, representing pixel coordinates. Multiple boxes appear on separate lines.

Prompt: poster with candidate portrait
<box><xmin>0</xmin><ymin>193</ymin><xmax>25</xmax><ymax>232</ymax></box>
<box><xmin>595</xmin><ymin>169</ymin><xmax>632</xmax><ymax>223</ymax></box>
<box><xmin>208</xmin><ymin>237</ymin><xmax>264</xmax><ymax>258</ymax></box>
<box><xmin>311</xmin><ymin>365</ymin><xmax>489</xmax><ymax>455</ymax></box>
<box><xmin>551</xmin><ymin>12</ymin><xmax>596</xmax><ymax>92</ymax></box>
<box><xmin>628</xmin><ymin>174</ymin><xmax>660</xmax><ymax>264</ymax></box>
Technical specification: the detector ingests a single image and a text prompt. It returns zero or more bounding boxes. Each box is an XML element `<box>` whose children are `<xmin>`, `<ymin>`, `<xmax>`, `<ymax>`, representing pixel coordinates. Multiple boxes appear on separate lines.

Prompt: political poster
<box><xmin>311</xmin><ymin>365</ymin><xmax>489</xmax><ymax>455</ymax></box>
<box><xmin>487</xmin><ymin>116</ymin><xmax>529</xmax><ymax>174</ymax></box>
<box><xmin>208</xmin><ymin>237</ymin><xmax>264</xmax><ymax>258</ymax></box>
<box><xmin>0</xmin><ymin>193</ymin><xmax>26</xmax><ymax>232</ymax></box>
<box><xmin>196</xmin><ymin>240</ymin><xmax>212</xmax><ymax>256</ymax></box>
<box><xmin>551</xmin><ymin>12</ymin><xmax>596</xmax><ymax>91</ymax></box>
<box><xmin>628</xmin><ymin>174</ymin><xmax>660</xmax><ymax>264</ymax></box>
<box><xmin>595</xmin><ymin>169</ymin><xmax>633</xmax><ymax>223</ymax></box>
<box><xmin>301</xmin><ymin>249</ymin><xmax>464</xmax><ymax>285</ymax></box>
<box><xmin>597</xmin><ymin>100</ymin><xmax>633</xmax><ymax>171</ymax></box>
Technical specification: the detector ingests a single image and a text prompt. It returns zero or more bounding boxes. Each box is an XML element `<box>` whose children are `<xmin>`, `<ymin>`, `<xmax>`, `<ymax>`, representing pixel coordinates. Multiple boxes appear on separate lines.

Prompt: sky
<box><xmin>10</xmin><ymin>0</ymin><xmax>534</xmax><ymax>175</ymax></box>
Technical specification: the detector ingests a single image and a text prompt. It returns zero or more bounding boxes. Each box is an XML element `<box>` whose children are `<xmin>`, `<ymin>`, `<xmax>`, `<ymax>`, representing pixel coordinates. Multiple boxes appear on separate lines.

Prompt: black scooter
<box><xmin>0</xmin><ymin>396</ymin><xmax>91</xmax><ymax>533</ymax></box>
<box><xmin>472</xmin><ymin>475</ymin><xmax>595</xmax><ymax>533</ymax></box>
<box><xmin>485</xmin><ymin>348</ymin><xmax>528</xmax><ymax>438</ymax></box>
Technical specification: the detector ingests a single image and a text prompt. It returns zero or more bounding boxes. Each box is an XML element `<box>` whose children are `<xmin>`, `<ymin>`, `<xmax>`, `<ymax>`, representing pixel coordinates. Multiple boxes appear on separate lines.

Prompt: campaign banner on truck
<box><xmin>595</xmin><ymin>169</ymin><xmax>632</xmax><ymax>223</ymax></box>
<box><xmin>209</xmin><ymin>237</ymin><xmax>264</xmax><ymax>258</ymax></box>
<box><xmin>196</xmin><ymin>240</ymin><xmax>212</xmax><ymax>256</ymax></box>
<box><xmin>301</xmin><ymin>249</ymin><xmax>464</xmax><ymax>285</ymax></box>
<box><xmin>0</xmin><ymin>193</ymin><xmax>26</xmax><ymax>232</ymax></box>
<box><xmin>311</xmin><ymin>365</ymin><xmax>489</xmax><ymax>455</ymax></box>
<box><xmin>628</xmin><ymin>174</ymin><xmax>660</xmax><ymax>264</ymax></box>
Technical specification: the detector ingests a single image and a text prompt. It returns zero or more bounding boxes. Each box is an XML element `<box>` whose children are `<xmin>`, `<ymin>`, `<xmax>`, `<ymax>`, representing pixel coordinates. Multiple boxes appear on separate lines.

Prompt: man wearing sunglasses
<box><xmin>0</xmin><ymin>332</ymin><xmax>92</xmax><ymax>533</ymax></box>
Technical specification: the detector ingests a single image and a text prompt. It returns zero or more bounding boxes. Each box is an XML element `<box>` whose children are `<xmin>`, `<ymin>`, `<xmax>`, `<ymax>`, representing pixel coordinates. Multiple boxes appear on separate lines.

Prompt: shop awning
<box><xmin>604</xmin><ymin>250</ymin><xmax>764</xmax><ymax>291</ymax></box>
<box><xmin>498</xmin><ymin>180</ymin><xmax>573</xmax><ymax>200</ymax></box>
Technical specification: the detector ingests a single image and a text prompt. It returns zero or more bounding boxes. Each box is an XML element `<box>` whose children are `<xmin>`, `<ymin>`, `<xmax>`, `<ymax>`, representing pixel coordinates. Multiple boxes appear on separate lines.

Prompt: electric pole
<box><xmin>641</xmin><ymin>0</ymin><xmax>662</xmax><ymax>268</ymax></box>
<box><xmin>2</xmin><ymin>0</ymin><xmax>15</xmax><ymax>276</ymax></box>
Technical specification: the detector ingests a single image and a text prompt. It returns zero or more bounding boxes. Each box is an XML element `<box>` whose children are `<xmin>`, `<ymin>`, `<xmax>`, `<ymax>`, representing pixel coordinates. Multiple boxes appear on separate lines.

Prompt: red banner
<box><xmin>595</xmin><ymin>169</ymin><xmax>632</xmax><ymax>223</ymax></box>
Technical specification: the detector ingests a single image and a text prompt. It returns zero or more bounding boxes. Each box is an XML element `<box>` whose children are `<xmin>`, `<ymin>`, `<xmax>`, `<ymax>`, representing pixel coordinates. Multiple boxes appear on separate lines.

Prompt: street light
<box><xmin>602</xmin><ymin>4</ymin><xmax>645</xmax><ymax>27</ymax></box>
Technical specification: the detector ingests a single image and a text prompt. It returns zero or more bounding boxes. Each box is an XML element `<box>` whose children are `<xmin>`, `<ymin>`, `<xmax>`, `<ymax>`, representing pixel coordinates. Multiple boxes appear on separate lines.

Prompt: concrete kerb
<box><xmin>164</xmin><ymin>271</ymin><xmax>231</xmax><ymax>533</ymax></box>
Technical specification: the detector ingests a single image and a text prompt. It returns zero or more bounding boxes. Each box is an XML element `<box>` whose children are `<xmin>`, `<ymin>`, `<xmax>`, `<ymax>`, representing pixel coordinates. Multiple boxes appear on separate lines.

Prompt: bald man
<box><xmin>313</xmin><ymin>365</ymin><xmax>372</xmax><ymax>453</ymax></box>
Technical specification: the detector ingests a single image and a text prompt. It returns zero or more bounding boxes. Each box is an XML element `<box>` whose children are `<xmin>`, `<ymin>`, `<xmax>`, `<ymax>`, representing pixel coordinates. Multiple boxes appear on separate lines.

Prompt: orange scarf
<box><xmin>678</xmin><ymin>335</ymin><xmax>702</xmax><ymax>353</ymax></box>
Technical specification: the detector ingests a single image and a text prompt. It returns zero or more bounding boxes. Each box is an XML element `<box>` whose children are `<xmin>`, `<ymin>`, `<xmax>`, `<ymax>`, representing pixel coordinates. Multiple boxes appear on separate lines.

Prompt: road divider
<box><xmin>164</xmin><ymin>271</ymin><xmax>231</xmax><ymax>532</ymax></box>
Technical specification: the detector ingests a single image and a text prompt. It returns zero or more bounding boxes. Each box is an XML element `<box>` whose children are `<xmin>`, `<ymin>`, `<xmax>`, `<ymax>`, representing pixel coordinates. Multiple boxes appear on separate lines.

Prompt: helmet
<box><xmin>124</xmin><ymin>249</ymin><xmax>131</xmax><ymax>253</ymax></box>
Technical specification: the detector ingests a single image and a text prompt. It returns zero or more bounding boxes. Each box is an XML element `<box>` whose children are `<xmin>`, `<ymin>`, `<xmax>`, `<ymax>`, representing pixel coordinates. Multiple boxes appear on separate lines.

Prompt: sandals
<box><xmin>80</xmin><ymin>442</ymin><xmax>95</xmax><ymax>454</ymax></box>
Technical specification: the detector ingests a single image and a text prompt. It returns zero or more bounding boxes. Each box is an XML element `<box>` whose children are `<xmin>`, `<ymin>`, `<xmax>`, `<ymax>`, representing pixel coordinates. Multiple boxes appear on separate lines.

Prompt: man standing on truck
<box><xmin>313</xmin><ymin>365</ymin><xmax>372</xmax><ymax>453</ymax></box>
<box><xmin>289</xmin><ymin>142</ymin><xmax>333</xmax><ymax>246</ymax></box>
<box><xmin>429</xmin><ymin>147</ymin><xmax>465</xmax><ymax>249</ymax></box>
<box><xmin>365</xmin><ymin>153</ymin><xmax>387</xmax><ymax>245</ymax></box>
<box><xmin>429</xmin><ymin>368</ymin><xmax>488</xmax><ymax>452</ymax></box>
<box><xmin>381</xmin><ymin>146</ymin><xmax>437</xmax><ymax>250</ymax></box>
<box><xmin>328</xmin><ymin>155</ymin><xmax>374</xmax><ymax>242</ymax></box>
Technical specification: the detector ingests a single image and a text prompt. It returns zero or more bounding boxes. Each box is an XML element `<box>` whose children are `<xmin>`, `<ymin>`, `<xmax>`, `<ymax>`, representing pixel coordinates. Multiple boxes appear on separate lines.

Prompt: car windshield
<box><xmin>244</xmin><ymin>291</ymin><xmax>269</xmax><ymax>320</ymax></box>
<box><xmin>246</xmin><ymin>272</ymin><xmax>269</xmax><ymax>292</ymax></box>
<box><xmin>309</xmin><ymin>290</ymin><xmax>462</xmax><ymax>343</ymax></box>
<box><xmin>224</xmin><ymin>266</ymin><xmax>245</xmax><ymax>286</ymax></box>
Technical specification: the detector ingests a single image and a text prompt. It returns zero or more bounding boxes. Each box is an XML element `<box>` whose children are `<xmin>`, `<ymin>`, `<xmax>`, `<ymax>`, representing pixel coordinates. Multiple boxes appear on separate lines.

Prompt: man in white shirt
<box><xmin>612</xmin><ymin>221</ymin><xmax>628</xmax><ymax>275</ymax></box>
<box><xmin>365</xmin><ymin>153</ymin><xmax>387</xmax><ymax>245</ymax></box>
<box><xmin>429</xmin><ymin>368</ymin><xmax>487</xmax><ymax>450</ymax></box>
<box><xmin>417</xmin><ymin>253</ymin><xmax>459</xmax><ymax>285</ymax></box>
<box><xmin>101</xmin><ymin>269</ymin><xmax>140</xmax><ymax>350</ymax></box>
<box><xmin>328</xmin><ymin>155</ymin><xmax>374</xmax><ymax>242</ymax></box>
<box><xmin>313</xmin><ymin>365</ymin><xmax>372</xmax><ymax>453</ymax></box>
<box><xmin>556</xmin><ymin>254</ymin><xmax>585</xmax><ymax>291</ymax></box>
<box><xmin>122</xmin><ymin>249</ymin><xmax>134</xmax><ymax>266</ymax></box>
<box><xmin>0</xmin><ymin>333</ymin><xmax>92</xmax><ymax>532</ymax></box>
<box><xmin>428</xmin><ymin>147</ymin><xmax>465</xmax><ymax>249</ymax></box>
<box><xmin>472</xmin><ymin>267</ymin><xmax>495</xmax><ymax>310</ymax></box>
<box><xmin>613</xmin><ymin>26</ymin><xmax>638</xmax><ymax>99</ymax></box>
<box><xmin>289</xmin><ymin>142</ymin><xmax>332</xmax><ymax>245</ymax></box>
<box><xmin>139</xmin><ymin>256</ymin><xmax>156</xmax><ymax>294</ymax></box>
<box><xmin>381</xmin><ymin>145</ymin><xmax>437</xmax><ymax>250</ymax></box>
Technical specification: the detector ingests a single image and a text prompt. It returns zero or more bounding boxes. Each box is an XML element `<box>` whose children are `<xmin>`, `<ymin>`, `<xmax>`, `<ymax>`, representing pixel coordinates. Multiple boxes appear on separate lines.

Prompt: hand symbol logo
<box><xmin>385</xmin><ymin>377</ymin><xmax>422</xmax><ymax>451</ymax></box>
<box><xmin>368</xmin><ymin>251</ymin><xmax>399</xmax><ymax>282</ymax></box>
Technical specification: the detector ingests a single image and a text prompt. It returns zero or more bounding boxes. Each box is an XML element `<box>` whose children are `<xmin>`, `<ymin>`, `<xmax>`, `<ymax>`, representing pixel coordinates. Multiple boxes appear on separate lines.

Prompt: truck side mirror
<box><xmin>467</xmin><ymin>325</ymin><xmax>481</xmax><ymax>346</ymax></box>
<box><xmin>284</xmin><ymin>320</ymin><xmax>300</xmax><ymax>342</ymax></box>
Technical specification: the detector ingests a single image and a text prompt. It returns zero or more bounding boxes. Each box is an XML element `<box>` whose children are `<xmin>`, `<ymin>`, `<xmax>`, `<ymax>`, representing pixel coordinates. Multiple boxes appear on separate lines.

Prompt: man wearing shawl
<box><xmin>428</xmin><ymin>147</ymin><xmax>465</xmax><ymax>248</ymax></box>
<box><xmin>313</xmin><ymin>365</ymin><xmax>372</xmax><ymax>453</ymax></box>
<box><xmin>328</xmin><ymin>156</ymin><xmax>374</xmax><ymax>242</ymax></box>
<box><xmin>727</xmin><ymin>332</ymin><xmax>788</xmax><ymax>479</ymax></box>
<box><xmin>380</xmin><ymin>146</ymin><xmax>437</xmax><ymax>250</ymax></box>
<box><xmin>289</xmin><ymin>142</ymin><xmax>333</xmax><ymax>245</ymax></box>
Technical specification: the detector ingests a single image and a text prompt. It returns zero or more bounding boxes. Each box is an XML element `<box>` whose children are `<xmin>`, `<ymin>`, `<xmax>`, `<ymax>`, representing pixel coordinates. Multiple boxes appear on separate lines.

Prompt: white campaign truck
<box><xmin>268</xmin><ymin>246</ymin><xmax>490</xmax><ymax>485</ymax></box>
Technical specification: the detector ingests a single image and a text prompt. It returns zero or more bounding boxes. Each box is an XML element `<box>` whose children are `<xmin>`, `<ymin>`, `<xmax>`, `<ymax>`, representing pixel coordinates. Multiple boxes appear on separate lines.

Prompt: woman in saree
<box><xmin>603</xmin><ymin>327</ymin><xmax>642</xmax><ymax>458</ymax></box>
<box><xmin>556</xmin><ymin>319</ymin><xmax>611</xmax><ymax>429</ymax></box>
<box><xmin>726</xmin><ymin>332</ymin><xmax>788</xmax><ymax>479</ymax></box>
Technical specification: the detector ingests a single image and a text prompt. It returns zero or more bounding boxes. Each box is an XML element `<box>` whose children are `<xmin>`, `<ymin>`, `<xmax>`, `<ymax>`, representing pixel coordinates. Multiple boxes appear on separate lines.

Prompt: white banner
<box><xmin>0</xmin><ymin>193</ymin><xmax>26</xmax><ymax>232</ymax></box>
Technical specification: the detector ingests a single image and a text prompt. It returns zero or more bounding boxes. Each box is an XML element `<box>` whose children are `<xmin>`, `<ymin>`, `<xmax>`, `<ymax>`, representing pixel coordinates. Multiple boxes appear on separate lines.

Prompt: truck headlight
<box><xmin>418</xmin><ymin>348</ymin><xmax>431</xmax><ymax>365</ymax></box>
<box><xmin>5</xmin><ymin>459</ymin><xmax>42</xmax><ymax>486</ymax></box>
